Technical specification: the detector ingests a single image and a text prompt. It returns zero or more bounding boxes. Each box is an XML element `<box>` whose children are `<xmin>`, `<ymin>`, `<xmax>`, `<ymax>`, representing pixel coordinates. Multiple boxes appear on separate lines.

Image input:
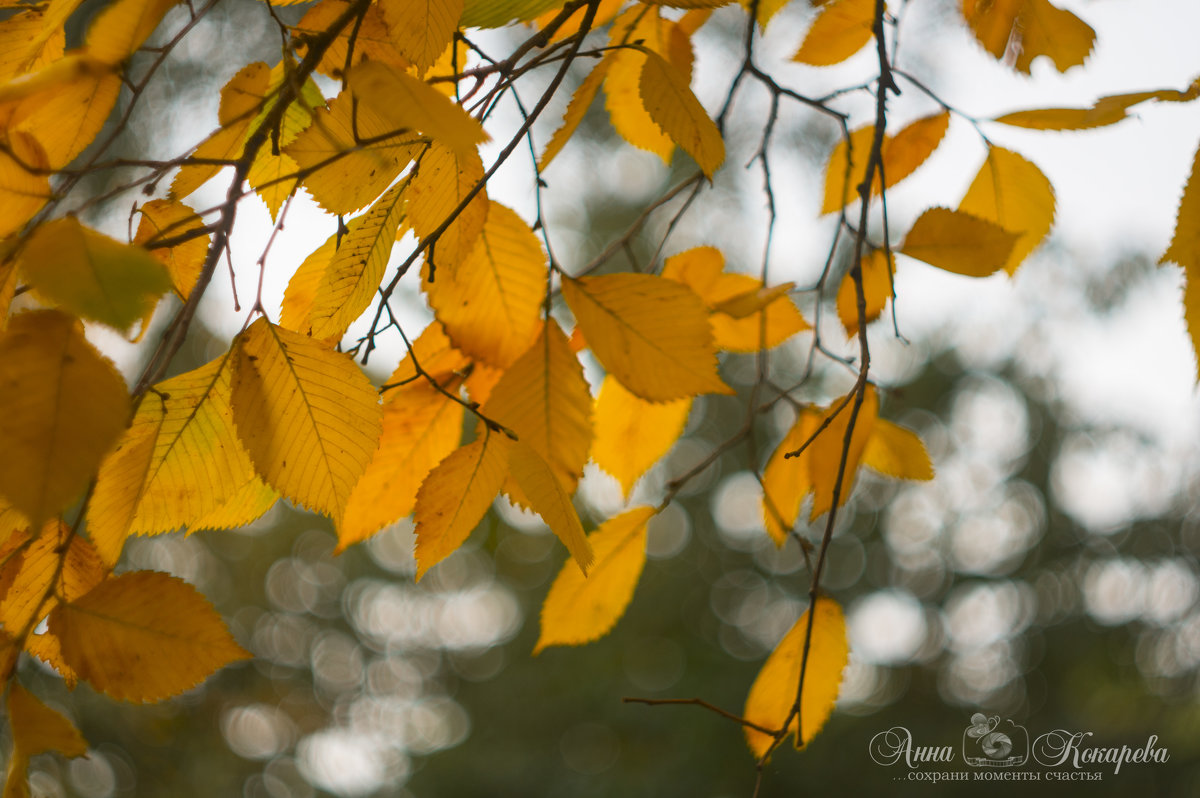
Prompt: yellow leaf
<box><xmin>0</xmin><ymin>133</ymin><xmax>51</xmax><ymax>239</ymax></box>
<box><xmin>743</xmin><ymin>597</ymin><xmax>849</xmax><ymax>756</ymax></box>
<box><xmin>792</xmin><ymin>0</ymin><xmax>876</xmax><ymax>66</ymax></box>
<box><xmin>24</xmin><ymin>629</ymin><xmax>78</xmax><ymax>687</ymax></box>
<box><xmin>88</xmin><ymin>355</ymin><xmax>262</xmax><ymax>565</ymax></box>
<box><xmin>348</xmin><ymin>60</ymin><xmax>488</xmax><ymax>159</ymax></box>
<box><xmin>508</xmin><ymin>439</ymin><xmax>592</xmax><ymax>573</ymax></box>
<box><xmin>740</xmin><ymin>0</ymin><xmax>791</xmax><ymax>28</ymax></box>
<box><xmin>1161</xmin><ymin>142</ymin><xmax>1200</xmax><ymax>382</ymax></box>
<box><xmin>958</xmin><ymin>147</ymin><xmax>1055</xmax><ymax>275</ymax></box>
<box><xmin>661</xmin><ymin>246</ymin><xmax>808</xmax><ymax>352</ymax></box>
<box><xmin>461</xmin><ymin>0</ymin><xmax>560</xmax><ymax>27</ymax></box>
<box><xmin>808</xmin><ymin>384</ymin><xmax>877</xmax><ymax>520</ymax></box>
<box><xmin>285</xmin><ymin>86</ymin><xmax>420</xmax><ymax>215</ymax></box>
<box><xmin>382</xmin><ymin>320</ymin><xmax>472</xmax><ymax>392</ymax></box>
<box><xmin>378</xmin><ymin>0</ymin><xmax>462</xmax><ymax>75</ymax></box>
<box><xmin>279</xmin><ymin>226</ymin><xmax>346</xmax><ymax>336</ymax></box>
<box><xmin>48</xmin><ymin>570</ymin><xmax>250</xmax><ymax>702</ymax></box>
<box><xmin>218</xmin><ymin>61</ymin><xmax>270</xmax><ymax>126</ymax></box>
<box><xmin>591</xmin><ymin>376</ymin><xmax>691</xmax><ymax>499</ymax></box>
<box><xmin>407</xmin><ymin>142</ymin><xmax>489</xmax><ymax>275</ymax></box>
<box><xmin>310</xmin><ymin>181</ymin><xmax>407</xmax><ymax>340</ymax></box>
<box><xmin>639</xmin><ymin>50</ymin><xmax>724</xmax><ymax>178</ymax></box>
<box><xmin>0</xmin><ymin>9</ymin><xmax>66</xmax><ymax>82</ymax></box>
<box><xmin>232</xmin><ymin>318</ymin><xmax>382</xmax><ymax>518</ymax></box>
<box><xmin>423</xmin><ymin>201</ymin><xmax>545</xmax><ymax>367</ymax></box>
<box><xmin>187</xmin><ymin>475</ymin><xmax>278</xmax><ymax>533</ymax></box>
<box><xmin>7</xmin><ymin>683</ymin><xmax>87</xmax><ymax>758</ymax></box>
<box><xmin>19</xmin><ymin>217</ymin><xmax>171</xmax><ymax>331</ymax></box>
<box><xmin>562</xmin><ymin>273</ymin><xmax>732</xmax><ymax>401</ymax></box>
<box><xmin>295</xmin><ymin>0</ymin><xmax>411</xmax><ymax>80</ymax></box>
<box><xmin>534</xmin><ymin>505</ymin><xmax>655</xmax><ymax>653</ymax></box>
<box><xmin>961</xmin><ymin>0</ymin><xmax>1094</xmax><ymax>75</ymax></box>
<box><xmin>134</xmin><ymin>199</ymin><xmax>209</xmax><ymax>298</ymax></box>
<box><xmin>85</xmin><ymin>0</ymin><xmax>179</xmax><ymax>65</ymax></box>
<box><xmin>836</xmin><ymin>249</ymin><xmax>893</xmax><ymax>336</ymax></box>
<box><xmin>0</xmin><ymin>523</ymin><xmax>76</xmax><ymax>634</ymax></box>
<box><xmin>480</xmin><ymin>322</ymin><xmax>593</xmax><ymax>494</ymax></box>
<box><xmin>0</xmin><ymin>311</ymin><xmax>128</xmax><ymax>528</ymax></box>
<box><xmin>10</xmin><ymin>69</ymin><xmax>120</xmax><ymax>169</ymax></box>
<box><xmin>899</xmin><ymin>207</ymin><xmax>1019</xmax><ymax>278</ymax></box>
<box><xmin>0</xmin><ymin>51</ymin><xmax>109</xmax><ymax>107</ymax></box>
<box><xmin>604</xmin><ymin>9</ymin><xmax>674</xmax><ymax>162</ymax></box>
<box><xmin>862</xmin><ymin>419</ymin><xmax>934</xmax><ymax>480</ymax></box>
<box><xmin>821</xmin><ymin>113</ymin><xmax>948</xmax><ymax>214</ymax></box>
<box><xmin>414</xmin><ymin>431</ymin><xmax>512</xmax><ymax>579</ymax></box>
<box><xmin>761</xmin><ymin>409</ymin><xmax>819</xmax><ymax>545</ymax></box>
<box><xmin>534</xmin><ymin>0</ymin><xmax>624</xmax><ymax>42</ymax></box>
<box><xmin>541</xmin><ymin>55</ymin><xmax>613</xmax><ymax>171</ymax></box>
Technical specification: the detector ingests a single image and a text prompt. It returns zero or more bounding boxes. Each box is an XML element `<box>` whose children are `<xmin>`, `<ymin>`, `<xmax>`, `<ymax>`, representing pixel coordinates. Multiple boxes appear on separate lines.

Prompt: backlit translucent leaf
<box><xmin>862</xmin><ymin>419</ymin><xmax>934</xmax><ymax>480</ymax></box>
<box><xmin>0</xmin><ymin>311</ymin><xmax>128</xmax><ymax>528</ymax></box>
<box><xmin>592</xmin><ymin>376</ymin><xmax>691</xmax><ymax>498</ymax></box>
<box><xmin>232</xmin><ymin>319</ymin><xmax>382</xmax><ymax>518</ymax></box>
<box><xmin>424</xmin><ymin>201</ymin><xmax>545</xmax><ymax>367</ymax></box>
<box><xmin>1161</xmin><ymin>142</ymin><xmax>1200</xmax><ymax>381</ymax></box>
<box><xmin>0</xmin><ymin>133</ymin><xmax>51</xmax><ymax>238</ymax></box>
<box><xmin>311</xmin><ymin>181</ymin><xmax>407</xmax><ymax>340</ymax></box>
<box><xmin>808</xmin><ymin>384</ymin><xmax>877</xmax><ymax>520</ymax></box>
<box><xmin>661</xmin><ymin>246</ymin><xmax>808</xmax><ymax>352</ymax></box>
<box><xmin>508</xmin><ymin>439</ymin><xmax>592</xmax><ymax>573</ymax></box>
<box><xmin>379</xmin><ymin>0</ymin><xmax>462</xmax><ymax>75</ymax></box>
<box><xmin>295</xmin><ymin>0</ymin><xmax>411</xmax><ymax>80</ymax></box>
<box><xmin>899</xmin><ymin>207</ymin><xmax>1019</xmax><ymax>278</ymax></box>
<box><xmin>792</xmin><ymin>0</ymin><xmax>875</xmax><ymax>66</ymax></box>
<box><xmin>88</xmin><ymin>355</ymin><xmax>262</xmax><ymax>565</ymax></box>
<box><xmin>480</xmin><ymin>322</ymin><xmax>593</xmax><ymax>494</ymax></box>
<box><xmin>461</xmin><ymin>0</ymin><xmax>560</xmax><ymax>27</ymax></box>
<box><xmin>187</xmin><ymin>475</ymin><xmax>278</xmax><ymax>533</ymax></box>
<box><xmin>85</xmin><ymin>0</ymin><xmax>179</xmax><ymax>64</ymax></box>
<box><xmin>743</xmin><ymin>597</ymin><xmax>849</xmax><ymax>756</ymax></box>
<box><xmin>134</xmin><ymin>199</ymin><xmax>209</xmax><ymax>298</ymax></box>
<box><xmin>49</xmin><ymin>571</ymin><xmax>250</xmax><ymax>702</ymax></box>
<box><xmin>822</xmin><ymin>113</ymin><xmax>948</xmax><ymax>214</ymax></box>
<box><xmin>0</xmin><ymin>521</ymin><xmax>102</xmax><ymax>635</ymax></box>
<box><xmin>407</xmin><ymin>142</ymin><xmax>488</xmax><ymax>275</ymax></box>
<box><xmin>534</xmin><ymin>0</ymin><xmax>623</xmax><ymax>43</ymax></box>
<box><xmin>562</xmin><ymin>273</ymin><xmax>732</xmax><ymax>401</ymax></box>
<box><xmin>541</xmin><ymin>55</ymin><xmax>613</xmax><ymax>171</ymax></box>
<box><xmin>349</xmin><ymin>60</ymin><xmax>488</xmax><ymax>159</ymax></box>
<box><xmin>961</xmin><ymin>0</ymin><xmax>1094</xmax><ymax>75</ymax></box>
<box><xmin>19</xmin><ymin>217</ymin><xmax>171</xmax><ymax>331</ymax></box>
<box><xmin>639</xmin><ymin>50</ymin><xmax>724</xmax><ymax>177</ymax></box>
<box><xmin>280</xmin><ymin>225</ymin><xmax>349</xmax><ymax>336</ymax></box>
<box><xmin>414</xmin><ymin>431</ymin><xmax>511</xmax><ymax>579</ymax></box>
<box><xmin>534</xmin><ymin>505</ymin><xmax>655</xmax><ymax>653</ymax></box>
<box><xmin>958</xmin><ymin>147</ymin><xmax>1055</xmax><ymax>275</ymax></box>
<box><xmin>761</xmin><ymin>409</ymin><xmax>819</xmax><ymax>546</ymax></box>
<box><xmin>837</xmin><ymin>249</ymin><xmax>893</xmax><ymax>336</ymax></box>
<box><xmin>8</xmin><ymin>683</ymin><xmax>87</xmax><ymax>758</ymax></box>
<box><xmin>605</xmin><ymin>9</ymin><xmax>674</xmax><ymax>162</ymax></box>
<box><xmin>10</xmin><ymin>69</ymin><xmax>120</xmax><ymax>169</ymax></box>
<box><xmin>0</xmin><ymin>9</ymin><xmax>66</xmax><ymax>81</ymax></box>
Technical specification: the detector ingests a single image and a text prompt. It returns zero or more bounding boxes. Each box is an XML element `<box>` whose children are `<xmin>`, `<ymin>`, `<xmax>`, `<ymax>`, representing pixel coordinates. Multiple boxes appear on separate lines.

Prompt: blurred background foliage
<box><xmin>7</xmin><ymin>0</ymin><xmax>1200</xmax><ymax>796</ymax></box>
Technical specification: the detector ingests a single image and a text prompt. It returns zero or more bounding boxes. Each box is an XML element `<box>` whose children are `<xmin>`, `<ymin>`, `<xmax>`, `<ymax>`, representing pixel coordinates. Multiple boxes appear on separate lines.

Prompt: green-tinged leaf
<box><xmin>743</xmin><ymin>597</ymin><xmax>849</xmax><ymax>756</ymax></box>
<box><xmin>534</xmin><ymin>505</ymin><xmax>655</xmax><ymax>653</ymax></box>
<box><xmin>899</xmin><ymin>207</ymin><xmax>1019</xmax><ymax>277</ymax></box>
<box><xmin>49</xmin><ymin>571</ymin><xmax>251</xmax><ymax>702</ymax></box>
<box><xmin>0</xmin><ymin>311</ymin><xmax>128</xmax><ymax>528</ymax></box>
<box><xmin>639</xmin><ymin>50</ymin><xmax>724</xmax><ymax>177</ymax></box>
<box><xmin>232</xmin><ymin>319</ymin><xmax>382</xmax><ymax>517</ymax></box>
<box><xmin>958</xmin><ymin>147</ymin><xmax>1055</xmax><ymax>275</ymax></box>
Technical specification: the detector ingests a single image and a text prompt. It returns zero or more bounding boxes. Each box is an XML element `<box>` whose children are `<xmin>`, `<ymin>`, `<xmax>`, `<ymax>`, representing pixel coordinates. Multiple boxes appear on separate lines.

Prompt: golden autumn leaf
<box><xmin>661</xmin><ymin>246</ymin><xmax>809</xmax><ymax>352</ymax></box>
<box><xmin>310</xmin><ymin>180</ymin><xmax>407</xmax><ymax>340</ymax></box>
<box><xmin>534</xmin><ymin>0</ymin><xmax>624</xmax><ymax>43</ymax></box>
<box><xmin>958</xmin><ymin>147</ymin><xmax>1055</xmax><ymax>276</ymax></box>
<box><xmin>1160</xmin><ymin>142</ymin><xmax>1200</xmax><ymax>382</ymax></box>
<box><xmin>134</xmin><ymin>198</ymin><xmax>209</xmax><ymax>298</ymax></box>
<box><xmin>743</xmin><ymin>597</ymin><xmax>849</xmax><ymax>757</ymax></box>
<box><xmin>561</xmin><ymin>273</ymin><xmax>732</xmax><ymax>402</ymax></box>
<box><xmin>0</xmin><ymin>311</ymin><xmax>128</xmax><ymax>528</ymax></box>
<box><xmin>87</xmin><ymin>354</ymin><xmax>263</xmax><ymax>565</ymax></box>
<box><xmin>837</xmin><ymin>249</ymin><xmax>893</xmax><ymax>336</ymax></box>
<box><xmin>231</xmin><ymin>318</ymin><xmax>382</xmax><ymax>518</ymax></box>
<box><xmin>3</xmin><ymin>683</ymin><xmax>87</xmax><ymax>798</ymax></box>
<box><xmin>541</xmin><ymin>55</ymin><xmax>613</xmax><ymax>171</ymax></box>
<box><xmin>534</xmin><ymin>505</ymin><xmax>656</xmax><ymax>654</ymax></box>
<box><xmin>961</xmin><ymin>0</ymin><xmax>1094</xmax><ymax>75</ymax></box>
<box><xmin>48</xmin><ymin>570</ymin><xmax>251</xmax><ymax>702</ymax></box>
<box><xmin>808</xmin><ymin>384</ymin><xmax>877</xmax><ymax>520</ymax></box>
<box><xmin>821</xmin><ymin>113</ymin><xmax>949</xmax><ymax>214</ymax></box>
<box><xmin>604</xmin><ymin>8</ymin><xmax>676</xmax><ymax>162</ymax></box>
<box><xmin>187</xmin><ymin>474</ymin><xmax>278</xmax><ymax>533</ymax></box>
<box><xmin>793</xmin><ymin>0</ymin><xmax>876</xmax><ymax>67</ymax></box>
<box><xmin>507</xmin><ymin>439</ymin><xmax>592</xmax><ymax>573</ymax></box>
<box><xmin>0</xmin><ymin>8</ymin><xmax>66</xmax><ymax>82</ymax></box>
<box><xmin>8</xmin><ymin>67</ymin><xmax>120</xmax><ymax>169</ymax></box>
<box><xmin>761</xmin><ymin>409</ymin><xmax>819</xmax><ymax>546</ymax></box>
<box><xmin>18</xmin><ymin>217</ymin><xmax>171</xmax><ymax>331</ymax></box>
<box><xmin>461</xmin><ymin>0</ymin><xmax>561</xmax><ymax>28</ymax></box>
<box><xmin>862</xmin><ymin>419</ymin><xmax>935</xmax><ymax>480</ymax></box>
<box><xmin>407</xmin><ymin>142</ymin><xmax>489</xmax><ymax>275</ymax></box>
<box><xmin>414</xmin><ymin>431</ymin><xmax>512</xmax><ymax>579</ymax></box>
<box><xmin>0</xmin><ymin>133</ymin><xmax>52</xmax><ymax>239</ymax></box>
<box><xmin>0</xmin><ymin>521</ymin><xmax>103</xmax><ymax>636</ymax></box>
<box><xmin>295</xmin><ymin>0</ymin><xmax>411</xmax><ymax>79</ymax></box>
<box><xmin>899</xmin><ymin>207</ymin><xmax>1019</xmax><ymax>278</ymax></box>
<box><xmin>993</xmin><ymin>84</ymin><xmax>1200</xmax><ymax>131</ymax></box>
<box><xmin>591</xmin><ymin>376</ymin><xmax>691</xmax><ymax>498</ymax></box>
<box><xmin>480</xmin><ymin>322</ymin><xmax>593</xmax><ymax>494</ymax></box>
<box><xmin>85</xmin><ymin>0</ymin><xmax>178</xmax><ymax>64</ymax></box>
<box><xmin>246</xmin><ymin>61</ymin><xmax>324</xmax><ymax>220</ymax></box>
<box><xmin>280</xmin><ymin>225</ymin><xmax>348</xmax><ymax>336</ymax></box>
<box><xmin>423</xmin><ymin>201</ymin><xmax>545</xmax><ymax>367</ymax></box>
<box><xmin>639</xmin><ymin>50</ymin><xmax>724</xmax><ymax>178</ymax></box>
<box><xmin>378</xmin><ymin>0</ymin><xmax>462</xmax><ymax>75</ymax></box>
